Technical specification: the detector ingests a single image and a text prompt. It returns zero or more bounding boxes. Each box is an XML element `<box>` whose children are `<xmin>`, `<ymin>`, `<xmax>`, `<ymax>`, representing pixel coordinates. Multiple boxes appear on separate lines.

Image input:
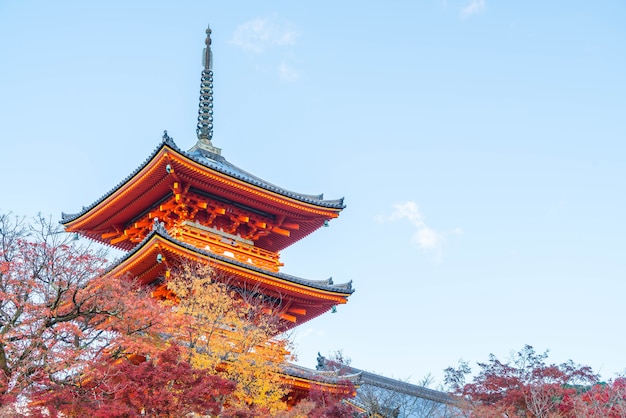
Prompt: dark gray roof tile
<box><xmin>62</xmin><ymin>136</ymin><xmax>345</xmax><ymax>224</ymax></box>
<box><xmin>109</xmin><ymin>224</ymin><xmax>354</xmax><ymax>295</ymax></box>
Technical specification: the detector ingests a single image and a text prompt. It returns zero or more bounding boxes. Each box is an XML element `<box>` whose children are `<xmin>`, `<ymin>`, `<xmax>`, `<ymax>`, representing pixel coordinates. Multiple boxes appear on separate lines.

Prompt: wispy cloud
<box><xmin>230</xmin><ymin>16</ymin><xmax>300</xmax><ymax>81</ymax></box>
<box><xmin>230</xmin><ymin>16</ymin><xmax>297</xmax><ymax>54</ymax></box>
<box><xmin>461</xmin><ymin>0</ymin><xmax>486</xmax><ymax>18</ymax></box>
<box><xmin>386</xmin><ymin>201</ymin><xmax>462</xmax><ymax>261</ymax></box>
<box><xmin>277</xmin><ymin>61</ymin><xmax>299</xmax><ymax>82</ymax></box>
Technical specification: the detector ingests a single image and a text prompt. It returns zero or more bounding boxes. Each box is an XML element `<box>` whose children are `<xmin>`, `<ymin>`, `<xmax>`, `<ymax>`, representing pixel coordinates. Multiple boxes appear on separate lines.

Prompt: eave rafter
<box><xmin>278</xmin><ymin>300</ymin><xmax>308</xmax><ymax>324</ymax></box>
<box><xmin>99</xmin><ymin>176</ymin><xmax>306</xmax><ymax>259</ymax></box>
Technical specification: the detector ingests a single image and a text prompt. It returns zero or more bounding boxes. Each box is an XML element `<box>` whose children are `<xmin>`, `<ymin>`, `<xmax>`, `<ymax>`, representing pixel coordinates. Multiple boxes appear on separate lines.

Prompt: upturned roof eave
<box><xmin>281</xmin><ymin>363</ymin><xmax>362</xmax><ymax>389</ymax></box>
<box><xmin>106</xmin><ymin>224</ymin><xmax>354</xmax><ymax>297</ymax></box>
<box><xmin>61</xmin><ymin>136</ymin><xmax>344</xmax><ymax>227</ymax></box>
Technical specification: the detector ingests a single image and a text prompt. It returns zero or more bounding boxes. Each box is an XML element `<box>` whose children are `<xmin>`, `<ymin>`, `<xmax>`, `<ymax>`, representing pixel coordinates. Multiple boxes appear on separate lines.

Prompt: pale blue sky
<box><xmin>1</xmin><ymin>1</ymin><xmax>625</xmax><ymax>385</ymax></box>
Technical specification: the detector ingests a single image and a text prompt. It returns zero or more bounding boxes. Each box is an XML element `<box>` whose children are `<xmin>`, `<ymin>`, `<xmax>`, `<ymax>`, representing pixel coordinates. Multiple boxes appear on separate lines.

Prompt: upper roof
<box><xmin>62</xmin><ymin>133</ymin><xmax>344</xmax><ymax>221</ymax></box>
<box><xmin>61</xmin><ymin>133</ymin><xmax>344</xmax><ymax>252</ymax></box>
<box><xmin>185</xmin><ymin>137</ymin><xmax>345</xmax><ymax>209</ymax></box>
<box><xmin>62</xmin><ymin>25</ymin><xmax>344</xmax><ymax>252</ymax></box>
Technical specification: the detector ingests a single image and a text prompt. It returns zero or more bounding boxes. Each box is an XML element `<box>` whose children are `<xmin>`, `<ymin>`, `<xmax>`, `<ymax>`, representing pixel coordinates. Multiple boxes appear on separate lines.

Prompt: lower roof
<box><xmin>104</xmin><ymin>223</ymin><xmax>354</xmax><ymax>329</ymax></box>
<box><xmin>110</xmin><ymin>222</ymin><xmax>354</xmax><ymax>295</ymax></box>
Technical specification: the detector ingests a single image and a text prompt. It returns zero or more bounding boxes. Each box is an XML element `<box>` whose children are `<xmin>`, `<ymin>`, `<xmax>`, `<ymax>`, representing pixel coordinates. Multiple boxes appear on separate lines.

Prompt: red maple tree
<box><xmin>0</xmin><ymin>213</ymin><xmax>168</xmax><ymax>411</ymax></box>
<box><xmin>445</xmin><ymin>345</ymin><xmax>626</xmax><ymax>417</ymax></box>
<box><xmin>32</xmin><ymin>344</ymin><xmax>236</xmax><ymax>417</ymax></box>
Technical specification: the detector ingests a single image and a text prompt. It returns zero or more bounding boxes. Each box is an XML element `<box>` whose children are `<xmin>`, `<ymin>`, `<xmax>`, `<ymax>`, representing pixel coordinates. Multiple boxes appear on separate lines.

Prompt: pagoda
<box><xmin>62</xmin><ymin>24</ymin><xmax>352</xmax><ymax>347</ymax></box>
<box><xmin>58</xmin><ymin>26</ymin><xmax>466</xmax><ymax>416</ymax></box>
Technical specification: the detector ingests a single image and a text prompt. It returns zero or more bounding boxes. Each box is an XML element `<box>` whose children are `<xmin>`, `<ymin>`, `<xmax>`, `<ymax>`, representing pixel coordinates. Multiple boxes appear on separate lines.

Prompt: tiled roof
<box><xmin>108</xmin><ymin>222</ymin><xmax>354</xmax><ymax>295</ymax></box>
<box><xmin>62</xmin><ymin>134</ymin><xmax>344</xmax><ymax>223</ymax></box>
<box><xmin>317</xmin><ymin>356</ymin><xmax>459</xmax><ymax>406</ymax></box>
<box><xmin>187</xmin><ymin>147</ymin><xmax>345</xmax><ymax>209</ymax></box>
<box><xmin>282</xmin><ymin>363</ymin><xmax>362</xmax><ymax>385</ymax></box>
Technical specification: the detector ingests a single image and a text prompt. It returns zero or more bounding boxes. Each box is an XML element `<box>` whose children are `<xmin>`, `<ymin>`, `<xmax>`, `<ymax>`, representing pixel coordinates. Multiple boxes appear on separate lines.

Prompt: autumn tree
<box><xmin>559</xmin><ymin>376</ymin><xmax>626</xmax><ymax>417</ymax></box>
<box><xmin>305</xmin><ymin>382</ymin><xmax>358</xmax><ymax>418</ymax></box>
<box><xmin>273</xmin><ymin>385</ymin><xmax>357</xmax><ymax>418</ymax></box>
<box><xmin>165</xmin><ymin>262</ymin><xmax>293</xmax><ymax>415</ymax></box>
<box><xmin>0</xmin><ymin>211</ymin><xmax>350</xmax><ymax>416</ymax></box>
<box><xmin>443</xmin><ymin>345</ymin><xmax>626</xmax><ymax>417</ymax></box>
<box><xmin>32</xmin><ymin>344</ymin><xmax>236</xmax><ymax>418</ymax></box>
<box><xmin>0</xmin><ymin>212</ymin><xmax>168</xmax><ymax>413</ymax></box>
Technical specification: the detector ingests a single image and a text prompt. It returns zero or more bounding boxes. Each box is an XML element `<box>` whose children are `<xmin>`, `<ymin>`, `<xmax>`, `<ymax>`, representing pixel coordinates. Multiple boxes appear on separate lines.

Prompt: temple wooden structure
<box><xmin>61</xmin><ymin>25</ymin><xmax>354</xmax><ymax>400</ymax></box>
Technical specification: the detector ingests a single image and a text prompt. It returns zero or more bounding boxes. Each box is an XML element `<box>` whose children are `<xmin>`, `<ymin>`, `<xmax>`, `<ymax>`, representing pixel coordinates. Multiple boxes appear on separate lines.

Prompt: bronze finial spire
<box><xmin>191</xmin><ymin>24</ymin><xmax>221</xmax><ymax>156</ymax></box>
<box><xmin>203</xmin><ymin>25</ymin><xmax>212</xmax><ymax>72</ymax></box>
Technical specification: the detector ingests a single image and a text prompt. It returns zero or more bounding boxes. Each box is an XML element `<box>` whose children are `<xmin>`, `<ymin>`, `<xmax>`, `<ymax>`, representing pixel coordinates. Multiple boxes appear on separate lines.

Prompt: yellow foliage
<box><xmin>165</xmin><ymin>262</ymin><xmax>292</xmax><ymax>413</ymax></box>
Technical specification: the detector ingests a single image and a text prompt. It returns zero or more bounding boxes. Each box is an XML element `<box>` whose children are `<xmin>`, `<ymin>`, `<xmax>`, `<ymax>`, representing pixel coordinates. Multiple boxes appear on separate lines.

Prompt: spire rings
<box><xmin>196</xmin><ymin>69</ymin><xmax>214</xmax><ymax>141</ymax></box>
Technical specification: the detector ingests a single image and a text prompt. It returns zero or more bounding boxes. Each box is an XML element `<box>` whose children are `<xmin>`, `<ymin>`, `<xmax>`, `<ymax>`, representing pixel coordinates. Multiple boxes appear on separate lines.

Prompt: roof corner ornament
<box><xmin>162</xmin><ymin>130</ymin><xmax>172</xmax><ymax>143</ymax></box>
<box><xmin>152</xmin><ymin>217</ymin><xmax>166</xmax><ymax>233</ymax></box>
<box><xmin>190</xmin><ymin>24</ymin><xmax>222</xmax><ymax>157</ymax></box>
<box><xmin>316</xmin><ymin>353</ymin><xmax>326</xmax><ymax>370</ymax></box>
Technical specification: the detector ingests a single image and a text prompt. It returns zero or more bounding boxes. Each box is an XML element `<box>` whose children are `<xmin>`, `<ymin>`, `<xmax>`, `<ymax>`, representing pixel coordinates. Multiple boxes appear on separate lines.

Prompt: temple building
<box><xmin>61</xmin><ymin>25</ymin><xmax>456</xmax><ymax>415</ymax></box>
<box><xmin>61</xmin><ymin>25</ymin><xmax>355</xmax><ymax>402</ymax></box>
<box><xmin>61</xmin><ymin>25</ymin><xmax>353</xmax><ymax>332</ymax></box>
